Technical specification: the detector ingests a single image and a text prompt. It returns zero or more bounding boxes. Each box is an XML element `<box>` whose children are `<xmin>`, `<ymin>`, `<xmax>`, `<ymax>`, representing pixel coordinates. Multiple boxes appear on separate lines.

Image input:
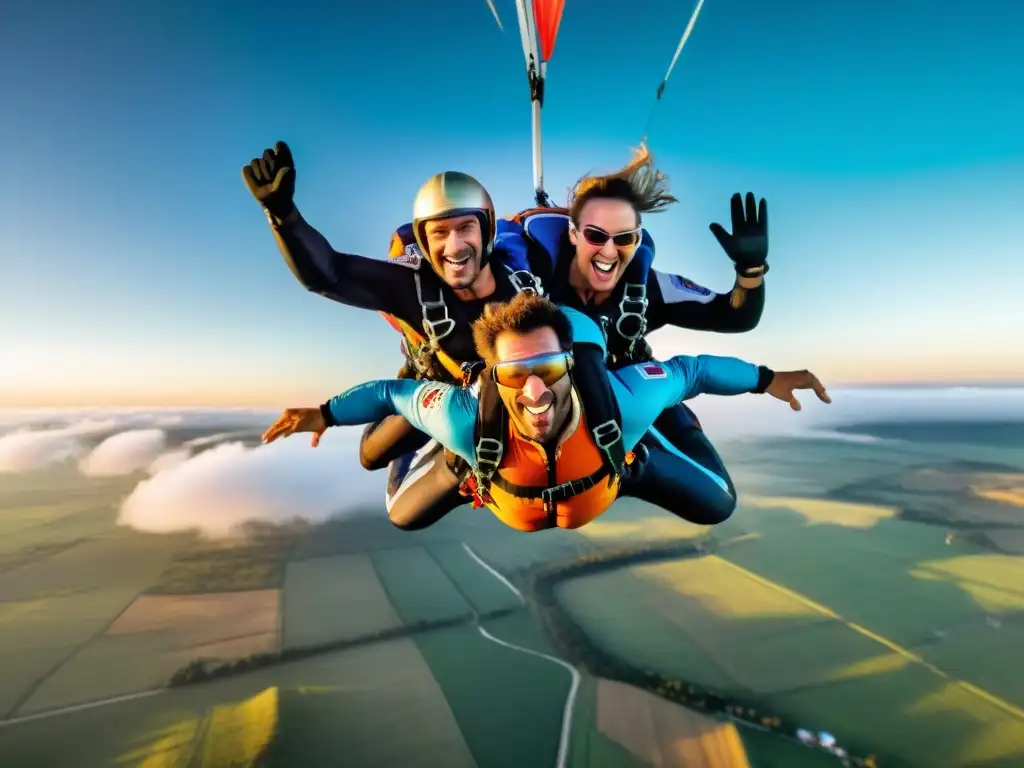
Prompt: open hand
<box><xmin>262</xmin><ymin>407</ymin><xmax>327</xmax><ymax>447</ymax></box>
<box><xmin>242</xmin><ymin>141</ymin><xmax>296</xmax><ymax>220</ymax></box>
<box><xmin>765</xmin><ymin>370</ymin><xmax>831</xmax><ymax>412</ymax></box>
<box><xmin>709</xmin><ymin>192</ymin><xmax>768</xmax><ymax>275</ymax></box>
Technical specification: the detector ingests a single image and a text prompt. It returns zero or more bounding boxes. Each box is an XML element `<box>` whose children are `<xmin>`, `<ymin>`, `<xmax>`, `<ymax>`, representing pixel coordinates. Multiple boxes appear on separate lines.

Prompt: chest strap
<box><xmin>490</xmin><ymin>465</ymin><xmax>612</xmax><ymax>508</ymax></box>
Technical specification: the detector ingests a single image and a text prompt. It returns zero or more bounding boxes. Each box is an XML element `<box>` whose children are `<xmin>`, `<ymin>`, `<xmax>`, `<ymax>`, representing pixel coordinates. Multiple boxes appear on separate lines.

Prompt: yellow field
<box><xmin>281</xmin><ymin>554</ymin><xmax>403</xmax><ymax>649</ymax></box>
<box><xmin>739</xmin><ymin>495</ymin><xmax>897</xmax><ymax>529</ymax></box>
<box><xmin>974</xmin><ymin>488</ymin><xmax>1024</xmax><ymax>507</ymax></box>
<box><xmin>596</xmin><ymin>678</ymin><xmax>751</xmax><ymax>768</ymax></box>
<box><xmin>18</xmin><ymin>590</ymin><xmax>280</xmax><ymax>714</ymax></box>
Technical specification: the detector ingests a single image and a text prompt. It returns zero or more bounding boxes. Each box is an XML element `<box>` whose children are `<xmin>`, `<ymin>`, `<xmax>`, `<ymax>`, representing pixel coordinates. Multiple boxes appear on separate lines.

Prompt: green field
<box><xmin>412</xmin><ymin>611</ymin><xmax>573</xmax><ymax>768</ymax></box>
<box><xmin>371</xmin><ymin>545</ymin><xmax>474</xmax><ymax>623</ymax></box>
<box><xmin>281</xmin><ymin>553</ymin><xmax>403</xmax><ymax>648</ymax></box>
<box><xmin>555</xmin><ymin>507</ymin><xmax>1024</xmax><ymax>767</ymax></box>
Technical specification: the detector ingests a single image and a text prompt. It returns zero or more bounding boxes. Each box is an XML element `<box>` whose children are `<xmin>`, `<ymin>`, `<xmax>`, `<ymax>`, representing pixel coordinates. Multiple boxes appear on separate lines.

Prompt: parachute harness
<box><xmin>410</xmin><ymin>272</ymin><xmax>456</xmax><ymax>378</ymax></box>
<box><xmin>615</xmin><ymin>282</ymin><xmax>650</xmax><ymax>357</ymax></box>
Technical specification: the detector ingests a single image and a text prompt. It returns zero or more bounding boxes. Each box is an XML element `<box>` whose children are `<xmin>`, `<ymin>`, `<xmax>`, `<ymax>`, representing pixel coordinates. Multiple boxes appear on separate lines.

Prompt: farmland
<box><xmin>554</xmin><ymin>500</ymin><xmax>1024</xmax><ymax>767</ymax></box>
<box><xmin>1</xmin><ymin>412</ymin><xmax>1022</xmax><ymax>766</ymax></box>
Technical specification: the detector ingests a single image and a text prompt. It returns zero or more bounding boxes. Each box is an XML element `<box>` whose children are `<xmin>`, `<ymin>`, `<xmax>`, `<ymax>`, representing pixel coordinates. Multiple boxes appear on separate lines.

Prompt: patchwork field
<box><xmin>20</xmin><ymin>589</ymin><xmax>281</xmax><ymax>714</ymax></box>
<box><xmin>555</xmin><ymin>503</ymin><xmax>1024</xmax><ymax>766</ymax></box>
<box><xmin>0</xmin><ymin>637</ymin><xmax>479</xmax><ymax>768</ymax></box>
<box><xmin>1</xmin><ymin>417</ymin><xmax>1022</xmax><ymax>766</ymax></box>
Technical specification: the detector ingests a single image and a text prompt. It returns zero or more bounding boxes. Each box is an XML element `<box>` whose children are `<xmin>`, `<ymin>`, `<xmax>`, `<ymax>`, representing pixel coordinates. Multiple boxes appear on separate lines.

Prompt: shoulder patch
<box><xmin>669</xmin><ymin>274</ymin><xmax>711</xmax><ymax>296</ymax></box>
<box><xmin>655</xmin><ymin>270</ymin><xmax>716</xmax><ymax>305</ymax></box>
<box><xmin>636</xmin><ymin>362</ymin><xmax>667</xmax><ymax>380</ymax></box>
<box><xmin>420</xmin><ymin>384</ymin><xmax>447</xmax><ymax>410</ymax></box>
<box><xmin>391</xmin><ymin>243</ymin><xmax>423</xmax><ymax>269</ymax></box>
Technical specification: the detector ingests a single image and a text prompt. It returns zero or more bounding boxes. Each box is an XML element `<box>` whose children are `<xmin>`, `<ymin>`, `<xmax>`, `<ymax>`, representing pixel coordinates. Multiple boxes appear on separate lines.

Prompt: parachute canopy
<box><xmin>533</xmin><ymin>0</ymin><xmax>565</xmax><ymax>62</ymax></box>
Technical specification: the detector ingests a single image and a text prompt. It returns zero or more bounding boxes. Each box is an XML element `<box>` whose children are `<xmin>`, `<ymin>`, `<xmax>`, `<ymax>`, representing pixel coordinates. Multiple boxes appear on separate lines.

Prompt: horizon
<box><xmin>2</xmin><ymin>381</ymin><xmax>1024</xmax><ymax>411</ymax></box>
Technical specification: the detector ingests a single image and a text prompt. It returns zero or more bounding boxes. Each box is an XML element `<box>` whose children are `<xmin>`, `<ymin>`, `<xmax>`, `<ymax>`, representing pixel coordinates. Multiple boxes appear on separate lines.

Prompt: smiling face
<box><xmin>568</xmin><ymin>198</ymin><xmax>641</xmax><ymax>293</ymax></box>
<box><xmin>422</xmin><ymin>214</ymin><xmax>485</xmax><ymax>289</ymax></box>
<box><xmin>493</xmin><ymin>326</ymin><xmax>573</xmax><ymax>443</ymax></box>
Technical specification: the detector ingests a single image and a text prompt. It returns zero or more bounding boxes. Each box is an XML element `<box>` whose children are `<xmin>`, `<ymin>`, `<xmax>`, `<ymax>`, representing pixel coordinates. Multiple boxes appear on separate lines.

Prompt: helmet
<box><xmin>412</xmin><ymin>171</ymin><xmax>496</xmax><ymax>269</ymax></box>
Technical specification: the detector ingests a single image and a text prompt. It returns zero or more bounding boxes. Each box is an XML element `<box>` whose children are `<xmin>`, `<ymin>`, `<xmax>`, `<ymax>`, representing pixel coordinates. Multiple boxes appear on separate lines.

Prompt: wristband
<box><xmin>753</xmin><ymin>366</ymin><xmax>775</xmax><ymax>394</ymax></box>
<box><xmin>319</xmin><ymin>401</ymin><xmax>337</xmax><ymax>428</ymax></box>
<box><xmin>736</xmin><ymin>263</ymin><xmax>769</xmax><ymax>278</ymax></box>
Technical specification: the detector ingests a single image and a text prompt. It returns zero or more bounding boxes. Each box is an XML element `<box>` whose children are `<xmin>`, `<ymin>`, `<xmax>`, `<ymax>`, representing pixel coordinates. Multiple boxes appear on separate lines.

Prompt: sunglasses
<box><xmin>574</xmin><ymin>224</ymin><xmax>641</xmax><ymax>248</ymax></box>
<box><xmin>491</xmin><ymin>352</ymin><xmax>573</xmax><ymax>389</ymax></box>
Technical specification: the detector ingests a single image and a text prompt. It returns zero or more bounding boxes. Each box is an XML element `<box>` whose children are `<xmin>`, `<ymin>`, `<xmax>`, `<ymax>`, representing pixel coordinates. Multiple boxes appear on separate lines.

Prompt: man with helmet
<box><xmin>243</xmin><ymin>141</ymin><xmax>545</xmax><ymax>526</ymax></box>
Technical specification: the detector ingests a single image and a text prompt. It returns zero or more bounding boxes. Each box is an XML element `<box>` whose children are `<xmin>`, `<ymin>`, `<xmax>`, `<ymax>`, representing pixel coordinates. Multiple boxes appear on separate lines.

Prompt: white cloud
<box><xmin>117</xmin><ymin>427</ymin><xmax>385</xmax><ymax>538</ymax></box>
<box><xmin>0</xmin><ymin>419</ymin><xmax>120</xmax><ymax>473</ymax></box>
<box><xmin>148</xmin><ymin>449</ymin><xmax>192</xmax><ymax>475</ymax></box>
<box><xmin>79</xmin><ymin>429</ymin><xmax>168</xmax><ymax>477</ymax></box>
<box><xmin>0</xmin><ymin>409</ymin><xmax>272</xmax><ymax>474</ymax></box>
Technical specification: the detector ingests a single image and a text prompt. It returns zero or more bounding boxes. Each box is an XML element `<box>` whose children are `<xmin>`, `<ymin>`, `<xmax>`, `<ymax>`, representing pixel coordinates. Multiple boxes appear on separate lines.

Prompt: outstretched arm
<box><xmin>646</xmin><ymin>269</ymin><xmax>765</xmax><ymax>333</ymax></box>
<box><xmin>611</xmin><ymin>356</ymin><xmax>828</xmax><ymax>449</ymax></box>
<box><xmin>320</xmin><ymin>379</ymin><xmax>477</xmax><ymax>463</ymax></box>
<box><xmin>269</xmin><ymin>211</ymin><xmax>419</xmax><ymax>315</ymax></box>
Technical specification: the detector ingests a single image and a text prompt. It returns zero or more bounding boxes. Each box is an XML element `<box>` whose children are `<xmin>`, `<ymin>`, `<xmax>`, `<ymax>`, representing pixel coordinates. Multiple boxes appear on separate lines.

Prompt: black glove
<box><xmin>709</xmin><ymin>192</ymin><xmax>769</xmax><ymax>277</ymax></box>
<box><xmin>242</xmin><ymin>141</ymin><xmax>296</xmax><ymax>221</ymax></box>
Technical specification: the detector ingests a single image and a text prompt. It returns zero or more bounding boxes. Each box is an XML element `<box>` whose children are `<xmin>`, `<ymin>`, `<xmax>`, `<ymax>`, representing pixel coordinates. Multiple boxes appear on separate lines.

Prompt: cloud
<box><xmin>117</xmin><ymin>427</ymin><xmax>385</xmax><ymax>538</ymax></box>
<box><xmin>78</xmin><ymin>429</ymin><xmax>168</xmax><ymax>477</ymax></box>
<box><xmin>0</xmin><ymin>419</ymin><xmax>121</xmax><ymax>473</ymax></box>
<box><xmin>0</xmin><ymin>409</ymin><xmax>272</xmax><ymax>474</ymax></box>
<box><xmin>147</xmin><ymin>449</ymin><xmax>192</xmax><ymax>475</ymax></box>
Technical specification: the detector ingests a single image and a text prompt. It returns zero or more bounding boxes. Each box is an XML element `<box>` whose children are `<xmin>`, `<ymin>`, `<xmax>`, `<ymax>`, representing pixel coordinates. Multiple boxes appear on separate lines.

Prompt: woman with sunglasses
<box><xmin>491</xmin><ymin>148</ymin><xmax>769</xmax><ymax>526</ymax></box>
<box><xmin>262</xmin><ymin>294</ymin><xmax>829</xmax><ymax>534</ymax></box>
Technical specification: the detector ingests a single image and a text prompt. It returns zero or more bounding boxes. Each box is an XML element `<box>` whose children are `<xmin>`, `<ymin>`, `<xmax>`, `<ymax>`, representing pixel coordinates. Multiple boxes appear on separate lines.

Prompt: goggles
<box><xmin>491</xmin><ymin>351</ymin><xmax>573</xmax><ymax>389</ymax></box>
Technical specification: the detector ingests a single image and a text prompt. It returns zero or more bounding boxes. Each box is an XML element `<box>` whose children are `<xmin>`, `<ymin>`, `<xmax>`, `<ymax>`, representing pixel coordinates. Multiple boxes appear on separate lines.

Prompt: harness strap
<box><xmin>615</xmin><ymin>282</ymin><xmax>649</xmax><ymax>352</ymax></box>
<box><xmin>490</xmin><ymin>465</ymin><xmax>611</xmax><ymax>503</ymax></box>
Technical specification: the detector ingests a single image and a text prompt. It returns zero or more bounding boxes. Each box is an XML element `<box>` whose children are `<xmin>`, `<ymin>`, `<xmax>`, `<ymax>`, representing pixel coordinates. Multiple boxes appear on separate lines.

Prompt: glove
<box><xmin>709</xmin><ymin>192</ymin><xmax>769</xmax><ymax>277</ymax></box>
<box><xmin>242</xmin><ymin>142</ymin><xmax>296</xmax><ymax>221</ymax></box>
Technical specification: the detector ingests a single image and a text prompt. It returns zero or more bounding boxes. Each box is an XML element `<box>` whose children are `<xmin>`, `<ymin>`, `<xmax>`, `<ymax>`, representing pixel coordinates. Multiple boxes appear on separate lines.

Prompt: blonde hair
<box><xmin>567</xmin><ymin>144</ymin><xmax>678</xmax><ymax>224</ymax></box>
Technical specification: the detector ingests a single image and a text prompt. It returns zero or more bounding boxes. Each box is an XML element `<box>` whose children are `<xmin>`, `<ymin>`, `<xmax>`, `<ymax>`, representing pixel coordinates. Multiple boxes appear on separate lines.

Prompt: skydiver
<box><xmin>262</xmin><ymin>294</ymin><xmax>830</xmax><ymax>533</ymax></box>
<box><xmin>243</xmin><ymin>142</ymin><xmax>544</xmax><ymax>526</ymax></box>
<box><xmin>496</xmin><ymin>145</ymin><xmax>768</xmax><ymax>517</ymax></box>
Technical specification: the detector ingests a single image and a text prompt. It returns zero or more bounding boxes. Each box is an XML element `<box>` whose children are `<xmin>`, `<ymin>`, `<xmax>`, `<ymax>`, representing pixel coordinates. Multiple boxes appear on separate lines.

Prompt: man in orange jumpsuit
<box><xmin>262</xmin><ymin>294</ymin><xmax>830</xmax><ymax>532</ymax></box>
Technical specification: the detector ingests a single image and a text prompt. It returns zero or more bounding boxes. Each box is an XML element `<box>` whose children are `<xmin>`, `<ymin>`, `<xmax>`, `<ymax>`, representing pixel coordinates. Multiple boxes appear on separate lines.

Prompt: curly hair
<box><xmin>472</xmin><ymin>293</ymin><xmax>574</xmax><ymax>367</ymax></box>
<box><xmin>567</xmin><ymin>143</ymin><xmax>678</xmax><ymax>225</ymax></box>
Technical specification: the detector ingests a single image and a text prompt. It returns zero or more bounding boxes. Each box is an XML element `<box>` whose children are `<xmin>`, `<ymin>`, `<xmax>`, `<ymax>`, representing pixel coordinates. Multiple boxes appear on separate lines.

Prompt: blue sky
<box><xmin>1</xmin><ymin>0</ymin><xmax>1022</xmax><ymax>406</ymax></box>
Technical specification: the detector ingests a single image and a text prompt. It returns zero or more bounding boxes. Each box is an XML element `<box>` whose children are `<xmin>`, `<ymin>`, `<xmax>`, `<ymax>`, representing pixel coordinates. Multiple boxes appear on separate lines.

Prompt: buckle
<box><xmin>615</xmin><ymin>283</ymin><xmax>648</xmax><ymax>342</ymax></box>
<box><xmin>475</xmin><ymin>437</ymin><xmax>504</xmax><ymax>471</ymax></box>
<box><xmin>461</xmin><ymin>360</ymin><xmax>485</xmax><ymax>386</ymax></box>
<box><xmin>591</xmin><ymin>420</ymin><xmax>623</xmax><ymax>451</ymax></box>
<box><xmin>421</xmin><ymin>301</ymin><xmax>456</xmax><ymax>342</ymax></box>
<box><xmin>509</xmin><ymin>270</ymin><xmax>543</xmax><ymax>297</ymax></box>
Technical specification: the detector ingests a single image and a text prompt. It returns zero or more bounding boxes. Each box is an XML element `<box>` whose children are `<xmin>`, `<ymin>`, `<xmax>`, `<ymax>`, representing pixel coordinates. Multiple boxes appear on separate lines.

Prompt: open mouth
<box><xmin>591</xmin><ymin>258</ymin><xmax>616</xmax><ymax>280</ymax></box>
<box><xmin>525</xmin><ymin>402</ymin><xmax>552</xmax><ymax>416</ymax></box>
<box><xmin>445</xmin><ymin>253</ymin><xmax>472</xmax><ymax>266</ymax></box>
